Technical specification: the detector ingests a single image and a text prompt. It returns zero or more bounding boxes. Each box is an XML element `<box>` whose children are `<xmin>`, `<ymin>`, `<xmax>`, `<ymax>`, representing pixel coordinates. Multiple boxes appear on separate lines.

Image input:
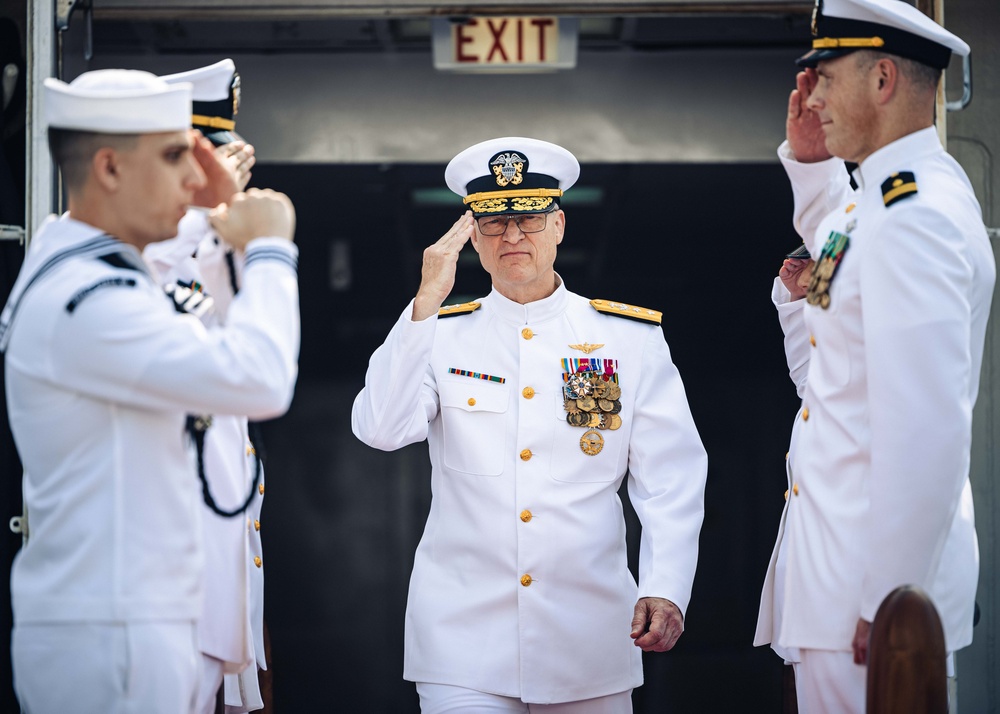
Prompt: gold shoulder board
<box><xmin>590</xmin><ymin>299</ymin><xmax>662</xmax><ymax>325</ymax></box>
<box><xmin>438</xmin><ymin>301</ymin><xmax>482</xmax><ymax>318</ymax></box>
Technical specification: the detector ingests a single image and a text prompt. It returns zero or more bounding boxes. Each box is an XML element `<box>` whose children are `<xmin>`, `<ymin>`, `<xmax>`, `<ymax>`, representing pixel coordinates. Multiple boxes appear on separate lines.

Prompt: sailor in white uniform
<box><xmin>3</xmin><ymin>69</ymin><xmax>299</xmax><ymax>713</ymax></box>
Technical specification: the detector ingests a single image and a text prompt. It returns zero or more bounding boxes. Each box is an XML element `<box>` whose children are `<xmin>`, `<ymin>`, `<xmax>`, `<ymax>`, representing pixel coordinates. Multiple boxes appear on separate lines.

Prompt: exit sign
<box><xmin>432</xmin><ymin>17</ymin><xmax>578</xmax><ymax>72</ymax></box>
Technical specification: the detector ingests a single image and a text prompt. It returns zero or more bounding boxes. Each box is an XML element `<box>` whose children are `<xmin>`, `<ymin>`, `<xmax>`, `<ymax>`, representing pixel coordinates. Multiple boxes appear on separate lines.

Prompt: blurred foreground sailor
<box><xmin>775</xmin><ymin>0</ymin><xmax>995</xmax><ymax>709</ymax></box>
<box><xmin>155</xmin><ymin>58</ymin><xmax>270</xmax><ymax>714</ymax></box>
<box><xmin>2</xmin><ymin>68</ymin><xmax>299</xmax><ymax>713</ymax></box>
<box><xmin>352</xmin><ymin>137</ymin><xmax>707</xmax><ymax>712</ymax></box>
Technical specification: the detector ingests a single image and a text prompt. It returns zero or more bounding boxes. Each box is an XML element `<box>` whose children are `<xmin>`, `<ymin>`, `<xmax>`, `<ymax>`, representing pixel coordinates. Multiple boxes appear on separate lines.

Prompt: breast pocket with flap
<box><xmin>439</xmin><ymin>378</ymin><xmax>510</xmax><ymax>476</ymax></box>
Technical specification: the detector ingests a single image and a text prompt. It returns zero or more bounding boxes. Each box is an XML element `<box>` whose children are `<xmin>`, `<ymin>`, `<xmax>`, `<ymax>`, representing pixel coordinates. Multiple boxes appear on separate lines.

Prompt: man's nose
<box><xmin>501</xmin><ymin>218</ymin><xmax>524</xmax><ymax>242</ymax></box>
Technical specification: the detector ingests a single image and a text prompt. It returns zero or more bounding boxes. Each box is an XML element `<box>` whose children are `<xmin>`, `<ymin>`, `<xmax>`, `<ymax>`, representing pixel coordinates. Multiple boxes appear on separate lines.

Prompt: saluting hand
<box><xmin>630</xmin><ymin>597</ymin><xmax>684</xmax><ymax>653</ymax></box>
<box><xmin>209</xmin><ymin>188</ymin><xmax>296</xmax><ymax>250</ymax></box>
<box><xmin>412</xmin><ymin>211</ymin><xmax>475</xmax><ymax>322</ymax></box>
<box><xmin>779</xmin><ymin>258</ymin><xmax>814</xmax><ymax>301</ymax></box>
<box><xmin>787</xmin><ymin>69</ymin><xmax>832</xmax><ymax>164</ymax></box>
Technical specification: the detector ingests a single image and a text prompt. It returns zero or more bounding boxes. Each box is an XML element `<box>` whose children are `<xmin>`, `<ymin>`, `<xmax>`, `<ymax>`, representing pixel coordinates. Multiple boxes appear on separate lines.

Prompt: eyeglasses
<box><xmin>476</xmin><ymin>211</ymin><xmax>553</xmax><ymax>236</ymax></box>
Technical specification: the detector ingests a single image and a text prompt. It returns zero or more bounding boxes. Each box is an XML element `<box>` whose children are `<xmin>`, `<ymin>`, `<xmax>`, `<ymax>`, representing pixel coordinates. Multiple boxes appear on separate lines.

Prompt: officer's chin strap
<box><xmin>186</xmin><ymin>415</ymin><xmax>263</xmax><ymax>518</ymax></box>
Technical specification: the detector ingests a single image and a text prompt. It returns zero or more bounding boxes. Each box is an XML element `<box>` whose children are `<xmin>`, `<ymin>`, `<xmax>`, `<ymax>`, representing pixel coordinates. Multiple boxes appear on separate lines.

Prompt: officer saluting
<box><xmin>773</xmin><ymin>0</ymin><xmax>995</xmax><ymax>709</ymax></box>
<box><xmin>3</xmin><ymin>69</ymin><xmax>299</xmax><ymax>712</ymax></box>
<box><xmin>352</xmin><ymin>137</ymin><xmax>707</xmax><ymax>713</ymax></box>
<box><xmin>150</xmin><ymin>58</ymin><xmax>271</xmax><ymax>714</ymax></box>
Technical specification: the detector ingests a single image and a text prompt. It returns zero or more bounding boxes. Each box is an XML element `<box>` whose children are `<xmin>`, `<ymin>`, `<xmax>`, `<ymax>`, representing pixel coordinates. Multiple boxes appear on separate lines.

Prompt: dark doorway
<box><xmin>250</xmin><ymin>161</ymin><xmax>802</xmax><ymax>712</ymax></box>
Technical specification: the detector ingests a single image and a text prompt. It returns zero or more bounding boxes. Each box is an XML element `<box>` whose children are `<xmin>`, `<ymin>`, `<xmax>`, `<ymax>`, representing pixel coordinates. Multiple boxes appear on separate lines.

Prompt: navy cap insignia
<box><xmin>881</xmin><ymin>172</ymin><xmax>918</xmax><ymax>208</ymax></box>
<box><xmin>490</xmin><ymin>152</ymin><xmax>526</xmax><ymax>187</ymax></box>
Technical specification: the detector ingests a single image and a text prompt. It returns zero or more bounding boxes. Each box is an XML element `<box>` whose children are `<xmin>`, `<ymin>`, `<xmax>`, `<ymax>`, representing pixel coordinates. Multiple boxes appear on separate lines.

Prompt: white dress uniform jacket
<box><xmin>352</xmin><ymin>279</ymin><xmax>707</xmax><ymax>704</ymax></box>
<box><xmin>3</xmin><ymin>214</ymin><xmax>298</xmax><ymax>630</ymax></box>
<box><xmin>776</xmin><ymin>128</ymin><xmax>995</xmax><ymax>654</ymax></box>
<box><xmin>753</xmin><ymin>278</ymin><xmax>808</xmax><ymax>663</ymax></box>
<box><xmin>145</xmin><ymin>212</ymin><xmax>269</xmax><ymax>693</ymax></box>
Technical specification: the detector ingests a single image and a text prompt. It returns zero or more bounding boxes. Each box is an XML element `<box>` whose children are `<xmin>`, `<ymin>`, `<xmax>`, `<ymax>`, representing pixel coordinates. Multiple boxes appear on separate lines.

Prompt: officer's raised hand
<box><xmin>191</xmin><ymin>134</ymin><xmax>241</xmax><ymax>209</ymax></box>
<box><xmin>630</xmin><ymin>597</ymin><xmax>684</xmax><ymax>653</ymax></box>
<box><xmin>412</xmin><ymin>211</ymin><xmax>475</xmax><ymax>321</ymax></box>
<box><xmin>209</xmin><ymin>188</ymin><xmax>296</xmax><ymax>251</ymax></box>
<box><xmin>787</xmin><ymin>69</ymin><xmax>831</xmax><ymax>163</ymax></box>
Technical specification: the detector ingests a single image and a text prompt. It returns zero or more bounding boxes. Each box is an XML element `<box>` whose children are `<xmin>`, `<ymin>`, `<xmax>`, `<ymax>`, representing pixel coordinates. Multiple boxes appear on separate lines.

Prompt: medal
<box><xmin>580</xmin><ymin>429</ymin><xmax>604</xmax><ymax>456</ymax></box>
<box><xmin>560</xmin><ymin>358</ymin><xmax>623</xmax><ymax>454</ymax></box>
<box><xmin>806</xmin><ymin>229</ymin><xmax>850</xmax><ymax>310</ymax></box>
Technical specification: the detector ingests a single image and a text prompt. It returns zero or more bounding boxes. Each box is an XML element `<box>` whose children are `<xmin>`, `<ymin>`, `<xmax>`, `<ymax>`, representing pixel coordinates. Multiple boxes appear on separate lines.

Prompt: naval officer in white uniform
<box><xmin>2</xmin><ymin>69</ymin><xmax>299</xmax><ymax>713</ymax></box>
<box><xmin>774</xmin><ymin>0</ymin><xmax>995</xmax><ymax>709</ymax></box>
<box><xmin>154</xmin><ymin>59</ymin><xmax>270</xmax><ymax>714</ymax></box>
<box><xmin>352</xmin><ymin>137</ymin><xmax>707</xmax><ymax>713</ymax></box>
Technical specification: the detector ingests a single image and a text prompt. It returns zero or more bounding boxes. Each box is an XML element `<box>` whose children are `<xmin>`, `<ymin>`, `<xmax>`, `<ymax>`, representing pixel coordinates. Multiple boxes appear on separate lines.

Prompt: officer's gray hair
<box><xmin>854</xmin><ymin>50</ymin><xmax>942</xmax><ymax>95</ymax></box>
<box><xmin>48</xmin><ymin>128</ymin><xmax>140</xmax><ymax>192</ymax></box>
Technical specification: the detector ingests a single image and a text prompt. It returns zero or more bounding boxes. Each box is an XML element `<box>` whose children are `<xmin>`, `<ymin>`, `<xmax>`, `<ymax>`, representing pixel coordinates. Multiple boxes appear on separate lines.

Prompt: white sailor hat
<box><xmin>445</xmin><ymin>137</ymin><xmax>580</xmax><ymax>217</ymax></box>
<box><xmin>44</xmin><ymin>69</ymin><xmax>192</xmax><ymax>134</ymax></box>
<box><xmin>798</xmin><ymin>0</ymin><xmax>969</xmax><ymax>70</ymax></box>
<box><xmin>162</xmin><ymin>59</ymin><xmax>242</xmax><ymax>145</ymax></box>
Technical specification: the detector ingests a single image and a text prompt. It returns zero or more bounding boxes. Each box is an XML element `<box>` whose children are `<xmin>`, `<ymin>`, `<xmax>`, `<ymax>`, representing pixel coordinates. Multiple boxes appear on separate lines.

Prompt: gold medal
<box><xmin>588</xmin><ymin>412</ymin><xmax>603</xmax><ymax>428</ymax></box>
<box><xmin>564</xmin><ymin>399</ymin><xmax>581</xmax><ymax>414</ymax></box>
<box><xmin>608</xmin><ymin>414</ymin><xmax>622</xmax><ymax>431</ymax></box>
<box><xmin>576</xmin><ymin>397</ymin><xmax>597</xmax><ymax>412</ymax></box>
<box><xmin>567</xmin><ymin>412</ymin><xmax>589</xmax><ymax>427</ymax></box>
<box><xmin>604</xmin><ymin>383</ymin><xmax>621</xmax><ymax>400</ymax></box>
<box><xmin>598</xmin><ymin>399</ymin><xmax>615</xmax><ymax>412</ymax></box>
<box><xmin>580</xmin><ymin>429</ymin><xmax>604</xmax><ymax>456</ymax></box>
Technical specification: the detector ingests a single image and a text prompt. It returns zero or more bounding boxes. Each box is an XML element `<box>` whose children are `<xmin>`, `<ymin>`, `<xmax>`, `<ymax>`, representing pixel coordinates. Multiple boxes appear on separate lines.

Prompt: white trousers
<box><xmin>12</xmin><ymin>621</ymin><xmax>199</xmax><ymax>714</ymax></box>
<box><xmin>793</xmin><ymin>650</ymin><xmax>866</xmax><ymax>714</ymax></box>
<box><xmin>195</xmin><ymin>654</ymin><xmax>227</xmax><ymax>714</ymax></box>
<box><xmin>416</xmin><ymin>682</ymin><xmax>633</xmax><ymax>714</ymax></box>
<box><xmin>794</xmin><ymin>649</ymin><xmax>956</xmax><ymax>714</ymax></box>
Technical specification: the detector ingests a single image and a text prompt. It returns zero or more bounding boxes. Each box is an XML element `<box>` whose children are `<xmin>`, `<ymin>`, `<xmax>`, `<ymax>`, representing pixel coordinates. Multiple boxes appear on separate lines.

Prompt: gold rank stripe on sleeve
<box><xmin>881</xmin><ymin>171</ymin><xmax>918</xmax><ymax>208</ymax></box>
<box><xmin>589</xmin><ymin>299</ymin><xmax>662</xmax><ymax>325</ymax></box>
<box><xmin>437</xmin><ymin>301</ymin><xmax>481</xmax><ymax>318</ymax></box>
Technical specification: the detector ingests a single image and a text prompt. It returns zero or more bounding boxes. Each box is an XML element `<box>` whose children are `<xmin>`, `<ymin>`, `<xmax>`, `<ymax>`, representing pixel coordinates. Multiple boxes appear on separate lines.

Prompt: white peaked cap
<box><xmin>44</xmin><ymin>69</ymin><xmax>192</xmax><ymax>133</ymax></box>
<box><xmin>161</xmin><ymin>58</ymin><xmax>236</xmax><ymax>101</ymax></box>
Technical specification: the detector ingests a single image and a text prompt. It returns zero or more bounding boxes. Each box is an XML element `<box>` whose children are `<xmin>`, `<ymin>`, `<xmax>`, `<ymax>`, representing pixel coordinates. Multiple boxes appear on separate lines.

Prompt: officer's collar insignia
<box><xmin>438</xmin><ymin>301</ymin><xmax>481</xmax><ymax>318</ymax></box>
<box><xmin>589</xmin><ymin>299</ymin><xmax>662</xmax><ymax>325</ymax></box>
<box><xmin>806</xmin><ymin>230</ymin><xmax>850</xmax><ymax>310</ymax></box>
<box><xmin>490</xmin><ymin>151</ymin><xmax>526</xmax><ymax>188</ymax></box>
<box><xmin>881</xmin><ymin>171</ymin><xmax>918</xmax><ymax>208</ymax></box>
<box><xmin>569</xmin><ymin>342</ymin><xmax>604</xmax><ymax>354</ymax></box>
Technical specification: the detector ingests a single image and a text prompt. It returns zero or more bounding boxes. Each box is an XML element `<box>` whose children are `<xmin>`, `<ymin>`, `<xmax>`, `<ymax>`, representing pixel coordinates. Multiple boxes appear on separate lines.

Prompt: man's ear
<box><xmin>874</xmin><ymin>57</ymin><xmax>898</xmax><ymax>103</ymax></box>
<box><xmin>91</xmin><ymin>146</ymin><xmax>121</xmax><ymax>192</ymax></box>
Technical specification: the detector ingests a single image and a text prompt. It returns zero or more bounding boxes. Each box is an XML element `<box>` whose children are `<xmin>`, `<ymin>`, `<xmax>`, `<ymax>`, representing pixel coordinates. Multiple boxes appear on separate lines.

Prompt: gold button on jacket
<box><xmin>520</xmin><ymin>574</ymin><xmax>533</xmax><ymax>587</ymax></box>
<box><xmin>253</xmin><ymin>556</ymin><xmax>262</xmax><ymax>568</ymax></box>
<box><xmin>519</xmin><ymin>449</ymin><xmax>532</xmax><ymax>461</ymax></box>
<box><xmin>521</xmin><ymin>386</ymin><xmax>535</xmax><ymax>399</ymax></box>
<box><xmin>521</xmin><ymin>327</ymin><xmax>533</xmax><ymax>340</ymax></box>
<box><xmin>520</xmin><ymin>510</ymin><xmax>533</xmax><ymax>522</ymax></box>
